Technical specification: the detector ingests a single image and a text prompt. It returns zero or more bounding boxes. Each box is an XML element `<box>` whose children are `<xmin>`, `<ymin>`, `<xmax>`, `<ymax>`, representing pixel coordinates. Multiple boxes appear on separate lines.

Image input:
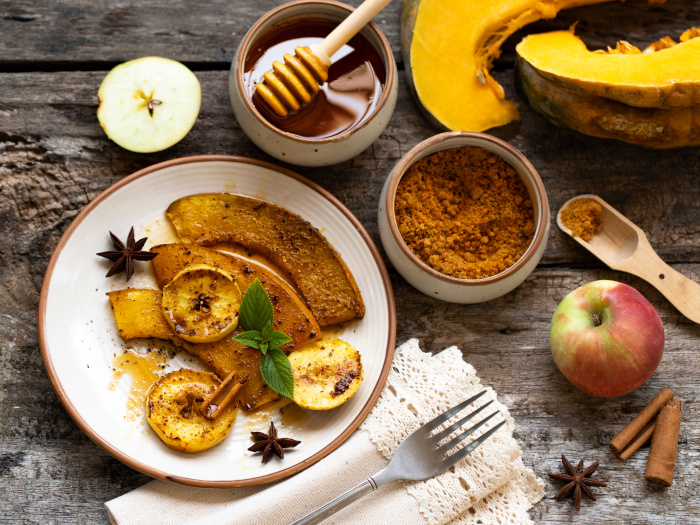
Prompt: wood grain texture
<box><xmin>1</xmin><ymin>0</ymin><xmax>699</xmax><ymax>523</ymax></box>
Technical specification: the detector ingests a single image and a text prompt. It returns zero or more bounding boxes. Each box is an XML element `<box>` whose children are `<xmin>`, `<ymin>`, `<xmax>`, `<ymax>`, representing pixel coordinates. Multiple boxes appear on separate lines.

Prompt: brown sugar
<box><xmin>560</xmin><ymin>198</ymin><xmax>603</xmax><ymax>241</ymax></box>
<box><xmin>394</xmin><ymin>146</ymin><xmax>535</xmax><ymax>279</ymax></box>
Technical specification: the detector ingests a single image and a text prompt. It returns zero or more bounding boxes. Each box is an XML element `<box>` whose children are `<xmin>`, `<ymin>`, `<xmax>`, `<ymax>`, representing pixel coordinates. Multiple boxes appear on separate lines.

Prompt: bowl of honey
<box><xmin>230</xmin><ymin>0</ymin><xmax>398</xmax><ymax>166</ymax></box>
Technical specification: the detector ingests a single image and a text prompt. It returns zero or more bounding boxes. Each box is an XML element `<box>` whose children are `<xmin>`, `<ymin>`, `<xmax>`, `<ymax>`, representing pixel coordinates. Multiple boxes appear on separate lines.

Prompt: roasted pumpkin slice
<box><xmin>516</xmin><ymin>28</ymin><xmax>700</xmax><ymax>109</ymax></box>
<box><xmin>289</xmin><ymin>340</ymin><xmax>363</xmax><ymax>410</ymax></box>
<box><xmin>161</xmin><ymin>264</ymin><xmax>242</xmax><ymax>343</ymax></box>
<box><xmin>108</xmin><ymin>288</ymin><xmax>173</xmax><ymax>341</ymax></box>
<box><xmin>109</xmin><ymin>289</ymin><xmax>275</xmax><ymax>410</ymax></box>
<box><xmin>150</xmin><ymin>244</ymin><xmax>319</xmax><ymax>339</ymax></box>
<box><xmin>146</xmin><ymin>369</ymin><xmax>237</xmax><ymax>453</ymax></box>
<box><xmin>165</xmin><ymin>194</ymin><xmax>364</xmax><ymax>327</ymax></box>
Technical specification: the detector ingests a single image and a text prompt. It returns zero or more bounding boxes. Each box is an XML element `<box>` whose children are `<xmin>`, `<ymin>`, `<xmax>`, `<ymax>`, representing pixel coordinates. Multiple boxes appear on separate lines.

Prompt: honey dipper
<box><xmin>256</xmin><ymin>0</ymin><xmax>393</xmax><ymax>117</ymax></box>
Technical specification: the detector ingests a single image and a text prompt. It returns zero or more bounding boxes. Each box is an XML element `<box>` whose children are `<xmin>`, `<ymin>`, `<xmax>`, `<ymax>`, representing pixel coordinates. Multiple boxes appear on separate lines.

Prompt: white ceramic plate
<box><xmin>39</xmin><ymin>155</ymin><xmax>395</xmax><ymax>487</ymax></box>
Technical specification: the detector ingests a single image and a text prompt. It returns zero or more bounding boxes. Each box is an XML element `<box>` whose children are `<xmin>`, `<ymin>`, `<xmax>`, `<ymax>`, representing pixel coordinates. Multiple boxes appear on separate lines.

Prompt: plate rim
<box><xmin>38</xmin><ymin>154</ymin><xmax>397</xmax><ymax>488</ymax></box>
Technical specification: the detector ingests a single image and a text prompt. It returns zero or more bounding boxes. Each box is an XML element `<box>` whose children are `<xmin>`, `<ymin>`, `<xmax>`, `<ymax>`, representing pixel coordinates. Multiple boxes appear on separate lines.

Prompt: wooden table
<box><xmin>1</xmin><ymin>0</ymin><xmax>698</xmax><ymax>522</ymax></box>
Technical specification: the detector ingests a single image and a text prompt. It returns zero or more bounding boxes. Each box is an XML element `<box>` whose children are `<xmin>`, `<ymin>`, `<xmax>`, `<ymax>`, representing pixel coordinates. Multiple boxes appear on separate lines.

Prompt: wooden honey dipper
<box><xmin>256</xmin><ymin>0</ymin><xmax>393</xmax><ymax>117</ymax></box>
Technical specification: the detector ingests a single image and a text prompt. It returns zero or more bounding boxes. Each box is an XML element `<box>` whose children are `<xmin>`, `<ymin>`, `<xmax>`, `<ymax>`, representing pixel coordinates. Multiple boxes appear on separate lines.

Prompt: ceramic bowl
<box><xmin>229</xmin><ymin>0</ymin><xmax>398</xmax><ymax>167</ymax></box>
<box><xmin>378</xmin><ymin>132</ymin><xmax>550</xmax><ymax>303</ymax></box>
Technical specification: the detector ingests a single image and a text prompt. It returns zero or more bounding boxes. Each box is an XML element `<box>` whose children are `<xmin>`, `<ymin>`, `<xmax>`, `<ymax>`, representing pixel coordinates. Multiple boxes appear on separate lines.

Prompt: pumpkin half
<box><xmin>516</xmin><ymin>28</ymin><xmax>700</xmax><ymax>109</ymax></box>
<box><xmin>401</xmin><ymin>0</ymin><xmax>667</xmax><ymax>132</ymax></box>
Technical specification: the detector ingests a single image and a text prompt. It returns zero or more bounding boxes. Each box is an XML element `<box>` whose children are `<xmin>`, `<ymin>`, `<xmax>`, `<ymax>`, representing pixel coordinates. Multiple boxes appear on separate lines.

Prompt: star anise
<box><xmin>96</xmin><ymin>227</ymin><xmax>157</xmax><ymax>281</ymax></box>
<box><xmin>548</xmin><ymin>454</ymin><xmax>607</xmax><ymax>511</ymax></box>
<box><xmin>248</xmin><ymin>421</ymin><xmax>300</xmax><ymax>464</ymax></box>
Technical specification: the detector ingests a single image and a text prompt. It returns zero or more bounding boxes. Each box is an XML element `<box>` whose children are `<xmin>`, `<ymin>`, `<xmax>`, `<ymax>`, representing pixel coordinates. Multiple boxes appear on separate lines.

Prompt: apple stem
<box><xmin>591</xmin><ymin>311</ymin><xmax>603</xmax><ymax>326</ymax></box>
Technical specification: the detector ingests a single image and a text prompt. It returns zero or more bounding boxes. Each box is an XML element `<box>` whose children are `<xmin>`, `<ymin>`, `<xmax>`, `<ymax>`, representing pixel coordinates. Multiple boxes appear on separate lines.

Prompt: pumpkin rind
<box><xmin>516</xmin><ymin>58</ymin><xmax>700</xmax><ymax>149</ymax></box>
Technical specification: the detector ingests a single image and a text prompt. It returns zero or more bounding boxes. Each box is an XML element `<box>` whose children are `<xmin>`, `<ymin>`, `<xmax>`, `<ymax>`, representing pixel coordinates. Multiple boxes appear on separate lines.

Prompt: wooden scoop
<box><xmin>256</xmin><ymin>0</ymin><xmax>393</xmax><ymax>117</ymax></box>
<box><xmin>557</xmin><ymin>194</ymin><xmax>700</xmax><ymax>324</ymax></box>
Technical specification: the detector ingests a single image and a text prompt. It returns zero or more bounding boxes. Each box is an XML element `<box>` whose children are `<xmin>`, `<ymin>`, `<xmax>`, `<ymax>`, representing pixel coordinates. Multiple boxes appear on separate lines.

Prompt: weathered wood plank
<box><xmin>0</xmin><ymin>0</ymin><xmax>402</xmax><ymax>67</ymax></box>
<box><xmin>1</xmin><ymin>0</ymin><xmax>698</xmax><ymax>68</ymax></box>
<box><xmin>399</xmin><ymin>265</ymin><xmax>700</xmax><ymax>524</ymax></box>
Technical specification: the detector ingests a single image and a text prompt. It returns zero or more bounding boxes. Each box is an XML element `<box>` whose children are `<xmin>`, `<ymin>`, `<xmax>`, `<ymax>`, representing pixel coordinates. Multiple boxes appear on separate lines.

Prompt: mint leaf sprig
<box><xmin>233</xmin><ymin>279</ymin><xmax>294</xmax><ymax>398</ymax></box>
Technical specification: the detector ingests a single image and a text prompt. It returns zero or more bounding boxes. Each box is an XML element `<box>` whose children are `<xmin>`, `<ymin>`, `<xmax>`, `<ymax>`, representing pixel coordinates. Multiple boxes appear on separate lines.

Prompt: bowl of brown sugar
<box><xmin>378</xmin><ymin>132</ymin><xmax>550</xmax><ymax>303</ymax></box>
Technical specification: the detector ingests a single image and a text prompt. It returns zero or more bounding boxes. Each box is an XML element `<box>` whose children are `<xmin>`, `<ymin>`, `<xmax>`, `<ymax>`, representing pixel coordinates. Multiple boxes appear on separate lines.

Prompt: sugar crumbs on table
<box><xmin>561</xmin><ymin>198</ymin><xmax>603</xmax><ymax>241</ymax></box>
<box><xmin>394</xmin><ymin>146</ymin><xmax>534</xmax><ymax>279</ymax></box>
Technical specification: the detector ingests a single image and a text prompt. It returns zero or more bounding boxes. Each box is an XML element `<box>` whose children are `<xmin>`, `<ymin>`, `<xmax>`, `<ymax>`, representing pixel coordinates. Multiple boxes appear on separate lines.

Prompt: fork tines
<box><xmin>425</xmin><ymin>390</ymin><xmax>506</xmax><ymax>462</ymax></box>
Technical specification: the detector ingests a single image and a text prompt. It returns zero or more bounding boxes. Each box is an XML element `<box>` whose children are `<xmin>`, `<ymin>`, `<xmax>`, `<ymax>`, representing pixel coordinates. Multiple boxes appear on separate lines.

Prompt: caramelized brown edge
<box><xmin>38</xmin><ymin>154</ymin><xmax>396</xmax><ymax>488</ymax></box>
<box><xmin>165</xmin><ymin>194</ymin><xmax>365</xmax><ymax>324</ymax></box>
<box><xmin>150</xmin><ymin>243</ymin><xmax>322</xmax><ymax>337</ymax></box>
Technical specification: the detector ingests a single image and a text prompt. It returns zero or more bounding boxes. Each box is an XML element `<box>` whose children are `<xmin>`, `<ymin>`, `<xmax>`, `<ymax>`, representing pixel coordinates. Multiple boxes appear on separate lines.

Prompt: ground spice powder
<box><xmin>560</xmin><ymin>198</ymin><xmax>603</xmax><ymax>241</ymax></box>
<box><xmin>394</xmin><ymin>146</ymin><xmax>535</xmax><ymax>279</ymax></box>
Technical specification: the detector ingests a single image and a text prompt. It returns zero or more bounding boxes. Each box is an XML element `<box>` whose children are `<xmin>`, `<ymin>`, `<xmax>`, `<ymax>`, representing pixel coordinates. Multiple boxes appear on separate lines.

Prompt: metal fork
<box><xmin>291</xmin><ymin>390</ymin><xmax>506</xmax><ymax>525</ymax></box>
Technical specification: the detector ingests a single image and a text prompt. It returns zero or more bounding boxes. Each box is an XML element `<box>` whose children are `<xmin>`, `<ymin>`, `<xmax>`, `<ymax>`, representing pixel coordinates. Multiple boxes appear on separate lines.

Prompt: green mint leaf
<box><xmin>233</xmin><ymin>330</ymin><xmax>263</xmax><ymax>349</ymax></box>
<box><xmin>260</xmin><ymin>342</ymin><xmax>268</xmax><ymax>355</ymax></box>
<box><xmin>261</xmin><ymin>320</ymin><xmax>272</xmax><ymax>340</ymax></box>
<box><xmin>267</xmin><ymin>331</ymin><xmax>293</xmax><ymax>350</ymax></box>
<box><xmin>260</xmin><ymin>348</ymin><xmax>294</xmax><ymax>398</ymax></box>
<box><xmin>238</xmin><ymin>279</ymin><xmax>274</xmax><ymax>332</ymax></box>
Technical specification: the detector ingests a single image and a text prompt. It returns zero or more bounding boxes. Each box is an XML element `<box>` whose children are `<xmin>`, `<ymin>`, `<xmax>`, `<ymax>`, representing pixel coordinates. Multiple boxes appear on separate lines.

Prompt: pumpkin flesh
<box><xmin>516</xmin><ymin>29</ymin><xmax>700</xmax><ymax>108</ymax></box>
<box><xmin>406</xmin><ymin>0</ymin><xmax>638</xmax><ymax>132</ymax></box>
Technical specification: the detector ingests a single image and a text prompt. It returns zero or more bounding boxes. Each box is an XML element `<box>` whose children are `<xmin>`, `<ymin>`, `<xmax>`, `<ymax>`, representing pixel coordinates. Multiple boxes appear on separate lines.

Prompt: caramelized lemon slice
<box><xmin>146</xmin><ymin>369</ymin><xmax>238</xmax><ymax>453</ymax></box>
<box><xmin>161</xmin><ymin>264</ymin><xmax>241</xmax><ymax>343</ymax></box>
<box><xmin>289</xmin><ymin>340</ymin><xmax>363</xmax><ymax>410</ymax></box>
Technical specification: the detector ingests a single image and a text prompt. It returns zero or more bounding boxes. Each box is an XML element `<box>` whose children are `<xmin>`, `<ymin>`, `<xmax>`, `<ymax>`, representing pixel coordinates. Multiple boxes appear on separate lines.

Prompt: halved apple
<box><xmin>161</xmin><ymin>264</ymin><xmax>242</xmax><ymax>343</ymax></box>
<box><xmin>289</xmin><ymin>339</ymin><xmax>363</xmax><ymax>410</ymax></box>
<box><xmin>97</xmin><ymin>56</ymin><xmax>201</xmax><ymax>153</ymax></box>
<box><xmin>146</xmin><ymin>369</ymin><xmax>237</xmax><ymax>453</ymax></box>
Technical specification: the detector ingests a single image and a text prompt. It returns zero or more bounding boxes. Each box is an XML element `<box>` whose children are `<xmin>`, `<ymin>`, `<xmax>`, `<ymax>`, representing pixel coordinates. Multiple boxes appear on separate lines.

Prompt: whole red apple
<box><xmin>550</xmin><ymin>280</ymin><xmax>664</xmax><ymax>397</ymax></box>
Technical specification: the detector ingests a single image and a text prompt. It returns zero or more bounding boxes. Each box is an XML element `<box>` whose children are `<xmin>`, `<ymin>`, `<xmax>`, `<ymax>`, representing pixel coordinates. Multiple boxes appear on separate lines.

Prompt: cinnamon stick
<box><xmin>199</xmin><ymin>371</ymin><xmax>248</xmax><ymax>420</ymax></box>
<box><xmin>617</xmin><ymin>419</ymin><xmax>655</xmax><ymax>462</ymax></box>
<box><xmin>609</xmin><ymin>388</ymin><xmax>674</xmax><ymax>461</ymax></box>
<box><xmin>645</xmin><ymin>397</ymin><xmax>682</xmax><ymax>486</ymax></box>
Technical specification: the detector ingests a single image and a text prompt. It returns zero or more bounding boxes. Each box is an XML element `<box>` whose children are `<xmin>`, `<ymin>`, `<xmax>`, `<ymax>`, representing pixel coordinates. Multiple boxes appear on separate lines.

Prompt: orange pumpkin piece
<box><xmin>166</xmin><ymin>194</ymin><xmax>364</xmax><ymax>327</ymax></box>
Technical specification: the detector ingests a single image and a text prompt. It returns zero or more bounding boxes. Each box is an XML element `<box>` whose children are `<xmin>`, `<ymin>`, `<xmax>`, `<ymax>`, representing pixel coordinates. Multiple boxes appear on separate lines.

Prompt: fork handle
<box><xmin>290</xmin><ymin>478</ymin><xmax>379</xmax><ymax>525</ymax></box>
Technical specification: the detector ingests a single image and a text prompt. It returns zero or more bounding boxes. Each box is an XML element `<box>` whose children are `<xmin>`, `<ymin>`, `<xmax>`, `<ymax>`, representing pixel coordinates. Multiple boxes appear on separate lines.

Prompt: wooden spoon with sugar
<box><xmin>557</xmin><ymin>194</ymin><xmax>700</xmax><ymax>324</ymax></box>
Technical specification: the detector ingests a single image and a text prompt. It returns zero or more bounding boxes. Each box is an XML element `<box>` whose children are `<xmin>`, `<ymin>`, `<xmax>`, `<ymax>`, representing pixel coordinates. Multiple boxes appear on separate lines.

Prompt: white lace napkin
<box><xmin>106</xmin><ymin>339</ymin><xmax>543</xmax><ymax>525</ymax></box>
